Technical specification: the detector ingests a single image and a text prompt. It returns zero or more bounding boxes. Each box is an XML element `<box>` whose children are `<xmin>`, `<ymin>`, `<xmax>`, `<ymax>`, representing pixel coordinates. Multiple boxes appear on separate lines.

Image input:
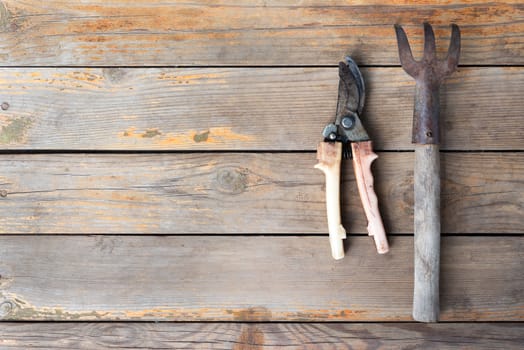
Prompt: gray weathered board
<box><xmin>0</xmin><ymin>153</ymin><xmax>521</xmax><ymax>234</ymax></box>
<box><xmin>0</xmin><ymin>236</ymin><xmax>522</xmax><ymax>321</ymax></box>
<box><xmin>0</xmin><ymin>1</ymin><xmax>522</xmax><ymax>66</ymax></box>
<box><xmin>0</xmin><ymin>67</ymin><xmax>521</xmax><ymax>150</ymax></box>
<box><xmin>0</xmin><ymin>0</ymin><xmax>522</xmax><ymax>346</ymax></box>
<box><xmin>1</xmin><ymin>323</ymin><xmax>523</xmax><ymax>349</ymax></box>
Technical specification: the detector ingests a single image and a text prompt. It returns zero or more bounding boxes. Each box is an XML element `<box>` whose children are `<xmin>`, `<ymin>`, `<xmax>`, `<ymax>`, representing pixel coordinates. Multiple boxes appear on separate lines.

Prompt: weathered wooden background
<box><xmin>0</xmin><ymin>1</ymin><xmax>522</xmax><ymax>349</ymax></box>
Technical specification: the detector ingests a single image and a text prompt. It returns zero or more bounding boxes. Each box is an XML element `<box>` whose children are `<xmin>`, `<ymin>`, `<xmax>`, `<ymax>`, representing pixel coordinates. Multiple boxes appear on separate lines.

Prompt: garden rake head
<box><xmin>394</xmin><ymin>23</ymin><xmax>461</xmax><ymax>145</ymax></box>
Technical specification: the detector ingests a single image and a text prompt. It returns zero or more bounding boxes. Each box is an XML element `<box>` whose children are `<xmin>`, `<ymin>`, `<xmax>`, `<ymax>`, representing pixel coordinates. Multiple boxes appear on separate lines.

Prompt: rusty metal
<box><xmin>394</xmin><ymin>23</ymin><xmax>461</xmax><ymax>144</ymax></box>
<box><xmin>321</xmin><ymin>57</ymin><xmax>370</xmax><ymax>158</ymax></box>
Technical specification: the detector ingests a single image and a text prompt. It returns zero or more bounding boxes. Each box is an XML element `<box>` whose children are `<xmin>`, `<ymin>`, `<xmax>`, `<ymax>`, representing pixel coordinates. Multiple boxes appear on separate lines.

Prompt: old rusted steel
<box><xmin>395</xmin><ymin>23</ymin><xmax>460</xmax><ymax>144</ymax></box>
<box><xmin>395</xmin><ymin>23</ymin><xmax>461</xmax><ymax>323</ymax></box>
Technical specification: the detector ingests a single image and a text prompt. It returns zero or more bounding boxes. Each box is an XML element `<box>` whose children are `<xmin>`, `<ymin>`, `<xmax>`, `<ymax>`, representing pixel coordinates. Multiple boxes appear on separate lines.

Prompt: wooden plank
<box><xmin>0</xmin><ymin>236</ymin><xmax>521</xmax><ymax>321</ymax></box>
<box><xmin>0</xmin><ymin>152</ymin><xmax>521</xmax><ymax>234</ymax></box>
<box><xmin>0</xmin><ymin>1</ymin><xmax>522</xmax><ymax>66</ymax></box>
<box><xmin>0</xmin><ymin>323</ymin><xmax>522</xmax><ymax>349</ymax></box>
<box><xmin>0</xmin><ymin>67</ymin><xmax>521</xmax><ymax>151</ymax></box>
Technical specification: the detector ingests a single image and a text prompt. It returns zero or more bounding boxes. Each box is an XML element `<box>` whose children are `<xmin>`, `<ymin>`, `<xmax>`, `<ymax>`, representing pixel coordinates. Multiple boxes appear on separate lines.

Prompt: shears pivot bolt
<box><xmin>341</xmin><ymin>115</ymin><xmax>355</xmax><ymax>129</ymax></box>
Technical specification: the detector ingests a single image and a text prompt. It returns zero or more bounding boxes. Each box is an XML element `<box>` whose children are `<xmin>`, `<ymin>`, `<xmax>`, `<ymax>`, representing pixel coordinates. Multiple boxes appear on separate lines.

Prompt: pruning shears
<box><xmin>315</xmin><ymin>57</ymin><xmax>389</xmax><ymax>259</ymax></box>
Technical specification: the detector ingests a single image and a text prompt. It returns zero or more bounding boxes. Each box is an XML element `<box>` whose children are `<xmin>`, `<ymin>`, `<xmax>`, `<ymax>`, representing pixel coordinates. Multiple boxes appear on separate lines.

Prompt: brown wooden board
<box><xmin>0</xmin><ymin>67</ymin><xmax>521</xmax><ymax>151</ymax></box>
<box><xmin>0</xmin><ymin>1</ymin><xmax>522</xmax><ymax>66</ymax></box>
<box><xmin>0</xmin><ymin>152</ymin><xmax>521</xmax><ymax>234</ymax></box>
<box><xmin>0</xmin><ymin>0</ymin><xmax>521</xmax><ymax>344</ymax></box>
<box><xmin>0</xmin><ymin>322</ymin><xmax>522</xmax><ymax>349</ymax></box>
<box><xmin>0</xmin><ymin>236</ymin><xmax>522</xmax><ymax>321</ymax></box>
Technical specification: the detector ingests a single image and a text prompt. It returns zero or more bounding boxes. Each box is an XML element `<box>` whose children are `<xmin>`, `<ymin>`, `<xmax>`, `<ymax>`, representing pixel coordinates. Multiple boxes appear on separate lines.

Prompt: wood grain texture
<box><xmin>0</xmin><ymin>67</ymin><xmax>521</xmax><ymax>151</ymax></box>
<box><xmin>0</xmin><ymin>322</ymin><xmax>523</xmax><ymax>349</ymax></box>
<box><xmin>0</xmin><ymin>153</ymin><xmax>521</xmax><ymax>234</ymax></box>
<box><xmin>315</xmin><ymin>142</ymin><xmax>346</xmax><ymax>259</ymax></box>
<box><xmin>0</xmin><ymin>236</ymin><xmax>522</xmax><ymax>321</ymax></box>
<box><xmin>351</xmin><ymin>141</ymin><xmax>388</xmax><ymax>254</ymax></box>
<box><xmin>0</xmin><ymin>0</ymin><xmax>520</xmax><ymax>340</ymax></box>
<box><xmin>413</xmin><ymin>144</ymin><xmax>441</xmax><ymax>322</ymax></box>
<box><xmin>0</xmin><ymin>1</ymin><xmax>522</xmax><ymax>66</ymax></box>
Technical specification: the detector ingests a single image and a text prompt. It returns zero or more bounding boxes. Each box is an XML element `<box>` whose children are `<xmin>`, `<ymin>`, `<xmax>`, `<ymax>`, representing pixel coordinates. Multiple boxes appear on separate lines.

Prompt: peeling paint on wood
<box><xmin>0</xmin><ymin>117</ymin><xmax>33</xmax><ymax>144</ymax></box>
<box><xmin>0</xmin><ymin>153</ymin><xmax>521</xmax><ymax>234</ymax></box>
<box><xmin>0</xmin><ymin>298</ymin><xmax>109</xmax><ymax>321</ymax></box>
<box><xmin>119</xmin><ymin>126</ymin><xmax>254</xmax><ymax>146</ymax></box>
<box><xmin>0</xmin><ymin>67</ymin><xmax>521</xmax><ymax>150</ymax></box>
<box><xmin>0</xmin><ymin>0</ymin><xmax>521</xmax><ymax>342</ymax></box>
<box><xmin>0</xmin><ymin>236</ymin><xmax>521</xmax><ymax>321</ymax></box>
<box><xmin>0</xmin><ymin>1</ymin><xmax>521</xmax><ymax>65</ymax></box>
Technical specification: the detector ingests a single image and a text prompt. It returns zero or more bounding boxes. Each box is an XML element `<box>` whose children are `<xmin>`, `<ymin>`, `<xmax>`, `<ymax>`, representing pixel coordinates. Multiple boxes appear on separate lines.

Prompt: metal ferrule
<box><xmin>413</xmin><ymin>79</ymin><xmax>440</xmax><ymax>145</ymax></box>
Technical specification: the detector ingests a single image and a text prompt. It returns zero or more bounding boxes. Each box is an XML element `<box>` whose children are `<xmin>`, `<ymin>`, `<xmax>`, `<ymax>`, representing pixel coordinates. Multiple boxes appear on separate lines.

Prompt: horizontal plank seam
<box><xmin>0</xmin><ymin>233</ymin><xmax>521</xmax><ymax>237</ymax></box>
<box><xmin>0</xmin><ymin>65</ymin><xmax>523</xmax><ymax>69</ymax></box>
<box><xmin>0</xmin><ymin>150</ymin><xmax>523</xmax><ymax>155</ymax></box>
<box><xmin>0</xmin><ymin>320</ymin><xmax>522</xmax><ymax>324</ymax></box>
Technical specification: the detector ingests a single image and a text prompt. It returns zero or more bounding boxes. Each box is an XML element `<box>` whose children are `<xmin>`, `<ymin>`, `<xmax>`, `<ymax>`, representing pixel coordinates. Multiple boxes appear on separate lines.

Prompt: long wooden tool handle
<box><xmin>351</xmin><ymin>141</ymin><xmax>389</xmax><ymax>254</ymax></box>
<box><xmin>315</xmin><ymin>142</ymin><xmax>346</xmax><ymax>260</ymax></box>
<box><xmin>413</xmin><ymin>144</ymin><xmax>441</xmax><ymax>322</ymax></box>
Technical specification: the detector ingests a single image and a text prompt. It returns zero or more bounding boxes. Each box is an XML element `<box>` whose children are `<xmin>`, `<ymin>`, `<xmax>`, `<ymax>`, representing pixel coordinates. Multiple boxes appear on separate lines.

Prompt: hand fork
<box><xmin>394</xmin><ymin>23</ymin><xmax>461</xmax><ymax>322</ymax></box>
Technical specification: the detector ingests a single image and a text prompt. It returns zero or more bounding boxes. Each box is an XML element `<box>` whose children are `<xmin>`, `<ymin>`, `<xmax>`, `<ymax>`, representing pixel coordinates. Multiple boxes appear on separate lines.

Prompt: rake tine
<box><xmin>394</xmin><ymin>24</ymin><xmax>419</xmax><ymax>77</ymax></box>
<box><xmin>423</xmin><ymin>22</ymin><xmax>437</xmax><ymax>61</ymax></box>
<box><xmin>440</xmin><ymin>24</ymin><xmax>461</xmax><ymax>76</ymax></box>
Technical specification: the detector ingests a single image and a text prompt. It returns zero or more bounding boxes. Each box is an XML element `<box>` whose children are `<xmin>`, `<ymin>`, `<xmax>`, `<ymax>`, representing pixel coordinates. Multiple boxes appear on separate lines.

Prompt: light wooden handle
<box><xmin>351</xmin><ymin>141</ymin><xmax>389</xmax><ymax>254</ymax></box>
<box><xmin>315</xmin><ymin>142</ymin><xmax>346</xmax><ymax>260</ymax></box>
<box><xmin>413</xmin><ymin>144</ymin><xmax>441</xmax><ymax>322</ymax></box>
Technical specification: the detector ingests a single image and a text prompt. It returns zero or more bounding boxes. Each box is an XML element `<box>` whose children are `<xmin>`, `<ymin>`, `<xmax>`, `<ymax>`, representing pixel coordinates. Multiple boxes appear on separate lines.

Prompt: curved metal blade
<box><xmin>346</xmin><ymin>57</ymin><xmax>366</xmax><ymax>115</ymax></box>
<box><xmin>334</xmin><ymin>57</ymin><xmax>369</xmax><ymax>143</ymax></box>
<box><xmin>336</xmin><ymin>57</ymin><xmax>366</xmax><ymax>121</ymax></box>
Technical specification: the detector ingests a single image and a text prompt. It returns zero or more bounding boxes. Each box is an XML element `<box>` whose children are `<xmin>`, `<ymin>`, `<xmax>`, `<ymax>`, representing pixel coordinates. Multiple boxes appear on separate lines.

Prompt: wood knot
<box><xmin>0</xmin><ymin>300</ymin><xmax>14</xmax><ymax>318</ymax></box>
<box><xmin>215</xmin><ymin>167</ymin><xmax>248</xmax><ymax>194</ymax></box>
<box><xmin>96</xmin><ymin>323</ymin><xmax>139</xmax><ymax>345</ymax></box>
<box><xmin>103</xmin><ymin>68</ymin><xmax>127</xmax><ymax>83</ymax></box>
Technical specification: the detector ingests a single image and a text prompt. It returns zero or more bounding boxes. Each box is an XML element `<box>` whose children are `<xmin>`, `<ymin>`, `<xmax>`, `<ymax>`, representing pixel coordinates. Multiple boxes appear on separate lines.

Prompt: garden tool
<box><xmin>394</xmin><ymin>23</ymin><xmax>461</xmax><ymax>322</ymax></box>
<box><xmin>315</xmin><ymin>57</ymin><xmax>389</xmax><ymax>260</ymax></box>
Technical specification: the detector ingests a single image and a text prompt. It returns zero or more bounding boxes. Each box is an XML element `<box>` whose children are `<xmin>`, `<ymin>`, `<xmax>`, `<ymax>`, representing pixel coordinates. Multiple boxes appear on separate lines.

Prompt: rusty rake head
<box><xmin>394</xmin><ymin>23</ymin><xmax>461</xmax><ymax>145</ymax></box>
<box><xmin>394</xmin><ymin>23</ymin><xmax>461</xmax><ymax>83</ymax></box>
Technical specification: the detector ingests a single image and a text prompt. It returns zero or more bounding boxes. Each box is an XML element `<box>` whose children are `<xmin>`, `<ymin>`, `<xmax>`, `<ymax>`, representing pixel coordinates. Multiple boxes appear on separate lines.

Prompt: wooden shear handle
<box><xmin>351</xmin><ymin>141</ymin><xmax>389</xmax><ymax>254</ymax></box>
<box><xmin>315</xmin><ymin>142</ymin><xmax>346</xmax><ymax>260</ymax></box>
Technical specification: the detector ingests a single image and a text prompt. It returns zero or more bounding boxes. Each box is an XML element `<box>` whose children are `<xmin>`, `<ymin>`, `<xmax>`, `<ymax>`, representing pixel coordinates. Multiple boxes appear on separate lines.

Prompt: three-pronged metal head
<box><xmin>394</xmin><ymin>23</ymin><xmax>461</xmax><ymax>144</ymax></box>
<box><xmin>395</xmin><ymin>23</ymin><xmax>461</xmax><ymax>82</ymax></box>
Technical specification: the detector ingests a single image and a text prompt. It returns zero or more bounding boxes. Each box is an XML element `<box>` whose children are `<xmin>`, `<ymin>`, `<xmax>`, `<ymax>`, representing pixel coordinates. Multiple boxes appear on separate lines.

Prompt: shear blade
<box><xmin>337</xmin><ymin>57</ymin><xmax>366</xmax><ymax>118</ymax></box>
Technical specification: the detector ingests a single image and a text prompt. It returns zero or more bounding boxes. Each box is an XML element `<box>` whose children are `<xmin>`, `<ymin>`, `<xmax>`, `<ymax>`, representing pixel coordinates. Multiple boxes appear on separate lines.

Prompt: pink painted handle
<box><xmin>351</xmin><ymin>141</ymin><xmax>389</xmax><ymax>254</ymax></box>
